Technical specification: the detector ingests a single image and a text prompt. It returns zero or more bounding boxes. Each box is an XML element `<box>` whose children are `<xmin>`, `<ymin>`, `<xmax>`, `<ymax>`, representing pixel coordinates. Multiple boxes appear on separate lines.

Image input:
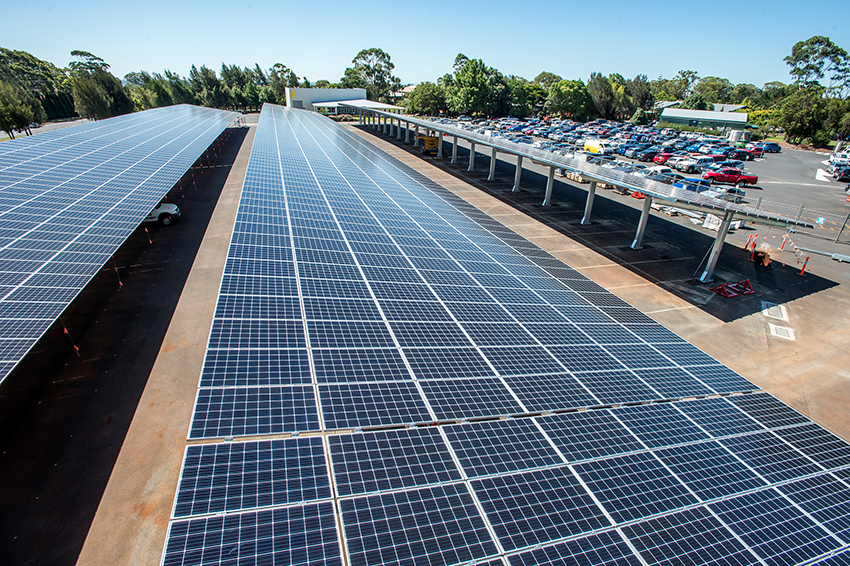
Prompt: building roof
<box><xmin>314</xmin><ymin>99</ymin><xmax>405</xmax><ymax>111</ymax></box>
<box><xmin>713</xmin><ymin>103</ymin><xmax>747</xmax><ymax>112</ymax></box>
<box><xmin>655</xmin><ymin>100</ymin><xmax>682</xmax><ymax>110</ymax></box>
<box><xmin>661</xmin><ymin>107</ymin><xmax>748</xmax><ymax>123</ymax></box>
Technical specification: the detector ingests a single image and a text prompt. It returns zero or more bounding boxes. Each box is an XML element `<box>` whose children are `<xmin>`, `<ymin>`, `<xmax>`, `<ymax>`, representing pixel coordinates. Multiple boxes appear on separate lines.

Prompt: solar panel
<box><xmin>173</xmin><ymin>437</ymin><xmax>330</xmax><ymax>517</ymax></box>
<box><xmin>328</xmin><ymin>427</ymin><xmax>460</xmax><ymax>496</ymax></box>
<box><xmin>339</xmin><ymin>484</ymin><xmax>498</xmax><ymax>566</ymax></box>
<box><xmin>162</xmin><ymin>105</ymin><xmax>850</xmax><ymax>566</ymax></box>
<box><xmin>709</xmin><ymin>489</ymin><xmax>842</xmax><ymax>566</ymax></box>
<box><xmin>443</xmin><ymin>418</ymin><xmax>562</xmax><ymax>477</ymax></box>
<box><xmin>472</xmin><ymin>466</ymin><xmax>611</xmax><ymax>551</ymax></box>
<box><xmin>0</xmin><ymin>105</ymin><xmax>235</xmax><ymax>384</ymax></box>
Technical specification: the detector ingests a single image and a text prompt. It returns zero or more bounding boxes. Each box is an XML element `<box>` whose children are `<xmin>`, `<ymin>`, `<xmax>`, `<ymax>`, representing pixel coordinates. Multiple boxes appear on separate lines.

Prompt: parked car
<box><xmin>705</xmin><ymin>186</ymin><xmax>746</xmax><ymax>203</ymax></box>
<box><xmin>674</xmin><ymin>155</ymin><xmax>716</xmax><ymax>173</ymax></box>
<box><xmin>702</xmin><ymin>168</ymin><xmax>758</xmax><ymax>186</ymax></box>
<box><xmin>832</xmin><ymin>167</ymin><xmax>850</xmax><ymax>182</ymax></box>
<box><xmin>761</xmin><ymin>142</ymin><xmax>782</xmax><ymax>153</ymax></box>
<box><xmin>145</xmin><ymin>202</ymin><xmax>181</xmax><ymax>225</ymax></box>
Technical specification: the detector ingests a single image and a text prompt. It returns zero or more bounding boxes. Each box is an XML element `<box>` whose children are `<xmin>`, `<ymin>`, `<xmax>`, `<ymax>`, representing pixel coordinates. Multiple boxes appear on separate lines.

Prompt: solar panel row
<box><xmin>161</xmin><ymin>105</ymin><xmax>850</xmax><ymax>566</ymax></box>
<box><xmin>0</xmin><ymin>104</ymin><xmax>237</xmax><ymax>384</ymax></box>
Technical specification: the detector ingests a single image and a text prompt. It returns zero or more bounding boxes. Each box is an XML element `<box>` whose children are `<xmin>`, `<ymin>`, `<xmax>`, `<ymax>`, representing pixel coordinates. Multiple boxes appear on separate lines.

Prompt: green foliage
<box><xmin>0</xmin><ymin>80</ymin><xmax>45</xmax><ymax>138</ymax></box>
<box><xmin>406</xmin><ymin>82</ymin><xmax>446</xmax><ymax>115</ymax></box>
<box><xmin>533</xmin><ymin>71</ymin><xmax>562</xmax><ymax>91</ymax></box>
<box><xmin>681</xmin><ymin>91</ymin><xmax>711</xmax><ymax>110</ymax></box>
<box><xmin>339</xmin><ymin>67</ymin><xmax>367</xmax><ymax>90</ymax></box>
<box><xmin>0</xmin><ymin>48</ymin><xmax>74</xmax><ymax>120</ymax></box>
<box><xmin>347</xmin><ymin>48</ymin><xmax>401</xmax><ymax>103</ymax></box>
<box><xmin>626</xmin><ymin>74</ymin><xmax>654</xmax><ymax>111</ymax></box>
<box><xmin>748</xmin><ymin>108</ymin><xmax>781</xmax><ymax>127</ymax></box>
<box><xmin>587</xmin><ymin>72</ymin><xmax>615</xmax><ymax>119</ymax></box>
<box><xmin>546</xmin><ymin>79</ymin><xmax>591</xmax><ymax>120</ymax></box>
<box><xmin>785</xmin><ymin>35</ymin><xmax>850</xmax><ymax>97</ymax></box>
<box><xmin>780</xmin><ymin>86</ymin><xmax>827</xmax><ymax>144</ymax></box>
<box><xmin>692</xmin><ymin>76</ymin><xmax>733</xmax><ymax>104</ymax></box>
<box><xmin>69</xmin><ymin>52</ymin><xmax>132</xmax><ymax>120</ymax></box>
<box><xmin>630</xmin><ymin>108</ymin><xmax>648</xmax><ymax>125</ymax></box>
<box><xmin>445</xmin><ymin>56</ymin><xmax>489</xmax><ymax>115</ymax></box>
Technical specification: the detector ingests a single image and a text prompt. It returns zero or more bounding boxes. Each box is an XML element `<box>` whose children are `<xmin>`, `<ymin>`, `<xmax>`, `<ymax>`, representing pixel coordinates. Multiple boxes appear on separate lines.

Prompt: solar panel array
<box><xmin>0</xmin><ymin>104</ymin><xmax>236</xmax><ymax>383</ymax></box>
<box><xmin>162</xmin><ymin>104</ymin><xmax>850</xmax><ymax>566</ymax></box>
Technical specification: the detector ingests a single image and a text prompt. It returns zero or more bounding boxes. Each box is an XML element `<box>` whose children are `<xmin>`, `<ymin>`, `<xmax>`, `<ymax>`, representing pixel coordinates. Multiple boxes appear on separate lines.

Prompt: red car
<box><xmin>702</xmin><ymin>168</ymin><xmax>759</xmax><ymax>186</ymax></box>
<box><xmin>743</xmin><ymin>146</ymin><xmax>765</xmax><ymax>158</ymax></box>
<box><xmin>654</xmin><ymin>152</ymin><xmax>683</xmax><ymax>164</ymax></box>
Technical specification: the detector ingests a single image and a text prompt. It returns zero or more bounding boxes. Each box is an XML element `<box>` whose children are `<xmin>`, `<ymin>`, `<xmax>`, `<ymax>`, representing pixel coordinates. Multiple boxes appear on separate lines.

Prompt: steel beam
<box><xmin>512</xmin><ymin>155</ymin><xmax>522</xmax><ymax>192</ymax></box>
<box><xmin>542</xmin><ymin>166</ymin><xmax>555</xmax><ymax>206</ymax></box>
<box><xmin>699</xmin><ymin>210</ymin><xmax>735</xmax><ymax>283</ymax></box>
<box><xmin>630</xmin><ymin>196</ymin><xmax>653</xmax><ymax>249</ymax></box>
<box><xmin>488</xmin><ymin>147</ymin><xmax>498</xmax><ymax>181</ymax></box>
<box><xmin>581</xmin><ymin>181</ymin><xmax>597</xmax><ymax>225</ymax></box>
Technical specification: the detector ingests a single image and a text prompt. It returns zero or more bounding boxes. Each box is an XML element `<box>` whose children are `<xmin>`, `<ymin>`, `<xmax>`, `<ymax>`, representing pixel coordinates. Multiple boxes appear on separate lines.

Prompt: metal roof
<box><xmin>713</xmin><ymin>104</ymin><xmax>748</xmax><ymax>112</ymax></box>
<box><xmin>313</xmin><ymin>99</ymin><xmax>405</xmax><ymax>111</ymax></box>
<box><xmin>661</xmin><ymin>108</ymin><xmax>748</xmax><ymax>123</ymax></box>
<box><xmin>352</xmin><ymin>109</ymin><xmax>810</xmax><ymax>229</ymax></box>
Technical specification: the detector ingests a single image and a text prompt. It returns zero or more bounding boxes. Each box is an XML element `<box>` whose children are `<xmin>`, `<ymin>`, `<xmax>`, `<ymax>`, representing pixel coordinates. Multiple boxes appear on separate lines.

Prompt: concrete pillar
<box><xmin>414</xmin><ymin>125</ymin><xmax>420</xmax><ymax>147</ymax></box>
<box><xmin>451</xmin><ymin>136</ymin><xmax>458</xmax><ymax>164</ymax></box>
<box><xmin>630</xmin><ymin>196</ymin><xmax>654</xmax><ymax>249</ymax></box>
<box><xmin>488</xmin><ymin>146</ymin><xmax>497</xmax><ymax>181</ymax></box>
<box><xmin>699</xmin><ymin>210</ymin><xmax>735</xmax><ymax>283</ymax></box>
<box><xmin>542</xmin><ymin>165</ymin><xmax>556</xmax><ymax>206</ymax></box>
<box><xmin>468</xmin><ymin>142</ymin><xmax>476</xmax><ymax>171</ymax></box>
<box><xmin>383</xmin><ymin>116</ymin><xmax>388</xmax><ymax>134</ymax></box>
<box><xmin>397</xmin><ymin>118</ymin><xmax>402</xmax><ymax>140</ymax></box>
<box><xmin>437</xmin><ymin>132</ymin><xmax>443</xmax><ymax>158</ymax></box>
<box><xmin>512</xmin><ymin>155</ymin><xmax>522</xmax><ymax>192</ymax></box>
<box><xmin>404</xmin><ymin>122</ymin><xmax>410</xmax><ymax>143</ymax></box>
<box><xmin>581</xmin><ymin>181</ymin><xmax>598</xmax><ymax>225</ymax></box>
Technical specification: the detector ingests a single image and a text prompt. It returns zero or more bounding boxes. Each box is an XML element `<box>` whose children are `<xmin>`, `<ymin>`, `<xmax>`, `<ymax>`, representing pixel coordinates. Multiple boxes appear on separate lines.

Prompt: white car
<box><xmin>705</xmin><ymin>187</ymin><xmax>746</xmax><ymax>203</ymax></box>
<box><xmin>145</xmin><ymin>202</ymin><xmax>181</xmax><ymax>225</ymax></box>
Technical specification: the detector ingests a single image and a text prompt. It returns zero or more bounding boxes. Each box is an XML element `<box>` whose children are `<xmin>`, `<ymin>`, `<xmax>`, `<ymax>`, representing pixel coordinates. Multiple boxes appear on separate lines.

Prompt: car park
<box><xmin>674</xmin><ymin>155</ymin><xmax>716</xmax><ymax>174</ymax></box>
<box><xmin>761</xmin><ymin>142</ymin><xmax>782</xmax><ymax>153</ymax></box>
<box><xmin>705</xmin><ymin>186</ymin><xmax>746</xmax><ymax>203</ymax></box>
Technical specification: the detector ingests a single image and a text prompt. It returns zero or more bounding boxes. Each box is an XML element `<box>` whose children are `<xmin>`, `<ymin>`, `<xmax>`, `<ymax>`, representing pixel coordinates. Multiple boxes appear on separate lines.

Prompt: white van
<box><xmin>584</xmin><ymin>139</ymin><xmax>613</xmax><ymax>155</ymax></box>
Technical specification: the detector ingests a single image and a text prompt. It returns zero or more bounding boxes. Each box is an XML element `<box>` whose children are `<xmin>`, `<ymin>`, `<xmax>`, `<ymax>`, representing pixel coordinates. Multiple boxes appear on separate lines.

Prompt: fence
<box><xmin>750</xmin><ymin>198</ymin><xmax>850</xmax><ymax>243</ymax></box>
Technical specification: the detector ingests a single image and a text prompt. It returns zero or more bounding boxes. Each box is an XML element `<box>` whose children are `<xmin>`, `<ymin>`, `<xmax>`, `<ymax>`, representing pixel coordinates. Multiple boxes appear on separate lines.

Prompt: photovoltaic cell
<box><xmin>709</xmin><ymin>488</ymin><xmax>842</xmax><ymax>566</ymax></box>
<box><xmin>420</xmin><ymin>377</ymin><xmax>524</xmax><ymax>420</ymax></box>
<box><xmin>622</xmin><ymin>506</ymin><xmax>758</xmax><ymax>566</ymax></box>
<box><xmin>774</xmin><ymin>423</ymin><xmax>850</xmax><ymax>470</ymax></box>
<box><xmin>472</xmin><ymin>466</ymin><xmax>611</xmax><ymax>551</ymax></box>
<box><xmin>162</xmin><ymin>502</ymin><xmax>341</xmax><ymax>566</ymax></box>
<box><xmin>312</xmin><ymin>348</ymin><xmax>411</xmax><ymax>382</ymax></box>
<box><xmin>444</xmin><ymin>418</ymin><xmax>562</xmax><ymax>477</ymax></box>
<box><xmin>726</xmin><ymin>392</ymin><xmax>810</xmax><ymax>429</ymax></box>
<box><xmin>573</xmin><ymin>369</ymin><xmax>662</xmax><ymax>404</ymax></box>
<box><xmin>200</xmin><ymin>349</ymin><xmax>311</xmax><ymax>387</ymax></box>
<box><xmin>613</xmin><ymin>403</ymin><xmax>711</xmax><ymax>448</ymax></box>
<box><xmin>503</xmin><ymin>373</ymin><xmax>598</xmax><ymax>412</ymax></box>
<box><xmin>721</xmin><ymin>432</ymin><xmax>824</xmax><ymax>483</ymax></box>
<box><xmin>318</xmin><ymin>382</ymin><xmax>432</xmax><ymax>429</ymax></box>
<box><xmin>673</xmin><ymin>397</ymin><xmax>765</xmax><ymax>437</ymax></box>
<box><xmin>575</xmin><ymin>451</ymin><xmax>699</xmax><ymax>524</ymax></box>
<box><xmin>174</xmin><ymin>437</ymin><xmax>330</xmax><ymax>517</ymax></box>
<box><xmin>339</xmin><ymin>484</ymin><xmax>497</xmax><ymax>566</ymax></box>
<box><xmin>507</xmin><ymin>530</ymin><xmax>642</xmax><ymax>566</ymax></box>
<box><xmin>328</xmin><ymin>427</ymin><xmax>460</xmax><ymax>496</ymax></box>
<box><xmin>778</xmin><ymin>473</ymin><xmax>850</xmax><ymax>542</ymax></box>
<box><xmin>538</xmin><ymin>409</ymin><xmax>643</xmax><ymax>463</ymax></box>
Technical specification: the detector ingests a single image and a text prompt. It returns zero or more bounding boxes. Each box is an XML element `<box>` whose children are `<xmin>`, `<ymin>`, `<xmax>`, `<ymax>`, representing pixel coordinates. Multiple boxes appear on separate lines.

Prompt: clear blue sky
<box><xmin>3</xmin><ymin>0</ymin><xmax>848</xmax><ymax>88</ymax></box>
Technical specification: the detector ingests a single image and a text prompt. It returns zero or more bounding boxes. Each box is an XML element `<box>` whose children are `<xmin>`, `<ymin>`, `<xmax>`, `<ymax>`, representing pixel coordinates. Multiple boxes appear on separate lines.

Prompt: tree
<box><xmin>525</xmin><ymin>82</ymin><xmax>547</xmax><ymax>116</ymax></box>
<box><xmin>267</xmin><ymin>63</ymin><xmax>294</xmax><ymax>104</ymax></box>
<box><xmin>630</xmin><ymin>108</ymin><xmax>649</xmax><ymax>125</ymax></box>
<box><xmin>587</xmin><ymin>72</ymin><xmax>615</xmax><ymax>119</ymax></box>
<box><xmin>546</xmin><ymin>79</ymin><xmax>592</xmax><ymax>120</ymax></box>
<box><xmin>609</xmin><ymin>73</ymin><xmax>634</xmax><ymax>119</ymax></box>
<box><xmin>339</xmin><ymin>67</ymin><xmax>367</xmax><ymax>90</ymax></box>
<box><xmin>69</xmin><ymin>51</ymin><xmax>133</xmax><ymax>120</ymax></box>
<box><xmin>189</xmin><ymin>65</ymin><xmax>229</xmax><ymax>108</ymax></box>
<box><xmin>626</xmin><ymin>74</ymin><xmax>654</xmax><ymax>111</ymax></box>
<box><xmin>348</xmin><ymin>48</ymin><xmax>401</xmax><ymax>103</ymax></box>
<box><xmin>0</xmin><ymin>80</ymin><xmax>45</xmax><ymax>138</ymax></box>
<box><xmin>780</xmin><ymin>86</ymin><xmax>827</xmax><ymax>144</ymax></box>
<box><xmin>681</xmin><ymin>91</ymin><xmax>711</xmax><ymax>110</ymax></box>
<box><xmin>533</xmin><ymin>71</ymin><xmax>563</xmax><ymax>91</ymax></box>
<box><xmin>314</xmin><ymin>79</ymin><xmax>331</xmax><ymax>89</ymax></box>
<box><xmin>445</xmin><ymin>56</ymin><xmax>489</xmax><ymax>115</ymax></box>
<box><xmin>826</xmin><ymin>97</ymin><xmax>850</xmax><ymax>139</ymax></box>
<box><xmin>406</xmin><ymin>81</ymin><xmax>446</xmax><ymax>115</ymax></box>
<box><xmin>785</xmin><ymin>36</ymin><xmax>850</xmax><ymax>97</ymax></box>
<box><xmin>730</xmin><ymin>83</ymin><xmax>761</xmax><ymax>105</ymax></box>
<box><xmin>693</xmin><ymin>76</ymin><xmax>734</xmax><ymax>104</ymax></box>
<box><xmin>506</xmin><ymin>76</ymin><xmax>530</xmax><ymax>118</ymax></box>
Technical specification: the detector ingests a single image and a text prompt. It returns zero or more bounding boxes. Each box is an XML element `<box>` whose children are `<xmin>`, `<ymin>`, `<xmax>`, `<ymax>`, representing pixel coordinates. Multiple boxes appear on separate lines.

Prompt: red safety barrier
<box><xmin>710</xmin><ymin>279</ymin><xmax>755</xmax><ymax>298</ymax></box>
<box><xmin>631</xmin><ymin>192</ymin><xmax>646</xmax><ymax>199</ymax></box>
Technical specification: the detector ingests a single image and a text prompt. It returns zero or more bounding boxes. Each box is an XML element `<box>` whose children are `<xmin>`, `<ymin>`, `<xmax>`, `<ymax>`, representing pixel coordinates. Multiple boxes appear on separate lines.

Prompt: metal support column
<box><xmin>699</xmin><ymin>210</ymin><xmax>735</xmax><ymax>283</ymax></box>
<box><xmin>488</xmin><ymin>147</ymin><xmax>497</xmax><ymax>181</ymax></box>
<box><xmin>630</xmin><ymin>196</ymin><xmax>653</xmax><ymax>249</ymax></box>
<box><xmin>512</xmin><ymin>155</ymin><xmax>522</xmax><ymax>192</ymax></box>
<box><xmin>451</xmin><ymin>136</ymin><xmax>458</xmax><ymax>164</ymax></box>
<box><xmin>396</xmin><ymin>118</ymin><xmax>402</xmax><ymax>140</ymax></box>
<box><xmin>468</xmin><ymin>142</ymin><xmax>476</xmax><ymax>171</ymax></box>
<box><xmin>437</xmin><ymin>132</ymin><xmax>443</xmax><ymax>158</ymax></box>
<box><xmin>542</xmin><ymin>166</ymin><xmax>556</xmax><ymax>206</ymax></box>
<box><xmin>413</xmin><ymin>125</ymin><xmax>420</xmax><ymax>147</ymax></box>
<box><xmin>404</xmin><ymin>122</ymin><xmax>409</xmax><ymax>143</ymax></box>
<box><xmin>581</xmin><ymin>181</ymin><xmax>598</xmax><ymax>225</ymax></box>
<box><xmin>383</xmin><ymin>116</ymin><xmax>388</xmax><ymax>134</ymax></box>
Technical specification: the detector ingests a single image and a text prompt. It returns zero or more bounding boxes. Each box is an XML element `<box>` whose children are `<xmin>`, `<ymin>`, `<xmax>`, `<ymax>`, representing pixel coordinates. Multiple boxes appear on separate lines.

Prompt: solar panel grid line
<box><xmin>0</xmin><ymin>109</ymin><xmax>205</xmax><ymax>206</ymax></box>
<box><xmin>271</xmin><ymin>107</ymin><xmax>444</xmax><ymax>429</ymax></box>
<box><xmin>298</xmin><ymin>111</ymin><xmax>749</xmax><ymax>402</ymax></box>
<box><xmin>281</xmin><ymin>111</ymin><xmax>517</xmax><ymax>400</ymax></box>
<box><xmin>0</xmin><ymin>107</ymin><xmax>188</xmax><ymax>169</ymax></box>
